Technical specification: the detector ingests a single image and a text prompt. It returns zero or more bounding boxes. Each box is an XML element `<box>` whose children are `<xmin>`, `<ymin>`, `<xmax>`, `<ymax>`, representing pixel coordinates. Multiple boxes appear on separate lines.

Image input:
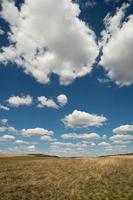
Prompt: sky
<box><xmin>0</xmin><ymin>0</ymin><xmax>133</xmax><ymax>157</ymax></box>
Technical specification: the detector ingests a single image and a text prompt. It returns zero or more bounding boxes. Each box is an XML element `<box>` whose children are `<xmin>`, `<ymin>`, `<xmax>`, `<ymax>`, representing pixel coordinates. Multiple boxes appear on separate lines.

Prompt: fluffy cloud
<box><xmin>113</xmin><ymin>125</ymin><xmax>133</xmax><ymax>134</ymax></box>
<box><xmin>40</xmin><ymin>135</ymin><xmax>57</xmax><ymax>142</ymax></box>
<box><xmin>0</xmin><ymin>104</ymin><xmax>10</xmax><ymax>111</ymax></box>
<box><xmin>98</xmin><ymin>141</ymin><xmax>110</xmax><ymax>146</ymax></box>
<box><xmin>61</xmin><ymin>132</ymin><xmax>100</xmax><ymax>139</ymax></box>
<box><xmin>7</xmin><ymin>95</ymin><xmax>33</xmax><ymax>107</ymax></box>
<box><xmin>110</xmin><ymin>134</ymin><xmax>133</xmax><ymax>142</ymax></box>
<box><xmin>0</xmin><ymin>134</ymin><xmax>15</xmax><ymax>142</ymax></box>
<box><xmin>51</xmin><ymin>141</ymin><xmax>87</xmax><ymax>148</ymax></box>
<box><xmin>62</xmin><ymin>110</ymin><xmax>107</xmax><ymax>128</ymax></box>
<box><xmin>0</xmin><ymin>0</ymin><xmax>98</xmax><ymax>85</ymax></box>
<box><xmin>27</xmin><ymin>145</ymin><xmax>36</xmax><ymax>152</ymax></box>
<box><xmin>57</xmin><ymin>94</ymin><xmax>68</xmax><ymax>106</ymax></box>
<box><xmin>21</xmin><ymin>128</ymin><xmax>54</xmax><ymax>137</ymax></box>
<box><xmin>37</xmin><ymin>96</ymin><xmax>58</xmax><ymax>109</ymax></box>
<box><xmin>0</xmin><ymin>126</ymin><xmax>16</xmax><ymax>133</ymax></box>
<box><xmin>15</xmin><ymin>140</ymin><xmax>29</xmax><ymax>144</ymax></box>
<box><xmin>100</xmin><ymin>3</ymin><xmax>133</xmax><ymax>86</ymax></box>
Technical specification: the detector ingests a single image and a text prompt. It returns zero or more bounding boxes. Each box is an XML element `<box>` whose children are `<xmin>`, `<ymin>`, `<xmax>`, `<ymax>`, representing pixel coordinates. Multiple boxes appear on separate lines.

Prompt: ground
<box><xmin>0</xmin><ymin>155</ymin><xmax>133</xmax><ymax>200</ymax></box>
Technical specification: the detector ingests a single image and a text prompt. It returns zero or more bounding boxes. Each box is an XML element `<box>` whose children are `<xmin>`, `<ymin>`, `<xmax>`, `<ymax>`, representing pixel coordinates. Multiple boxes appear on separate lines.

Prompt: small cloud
<box><xmin>7</xmin><ymin>95</ymin><xmax>33</xmax><ymax>107</ymax></box>
<box><xmin>61</xmin><ymin>133</ymin><xmax>100</xmax><ymax>139</ymax></box>
<box><xmin>37</xmin><ymin>96</ymin><xmax>58</xmax><ymax>109</ymax></box>
<box><xmin>0</xmin><ymin>104</ymin><xmax>10</xmax><ymax>111</ymax></box>
<box><xmin>40</xmin><ymin>135</ymin><xmax>57</xmax><ymax>142</ymax></box>
<box><xmin>113</xmin><ymin>124</ymin><xmax>133</xmax><ymax>134</ymax></box>
<box><xmin>57</xmin><ymin>94</ymin><xmax>68</xmax><ymax>106</ymax></box>
<box><xmin>0</xmin><ymin>134</ymin><xmax>15</xmax><ymax>142</ymax></box>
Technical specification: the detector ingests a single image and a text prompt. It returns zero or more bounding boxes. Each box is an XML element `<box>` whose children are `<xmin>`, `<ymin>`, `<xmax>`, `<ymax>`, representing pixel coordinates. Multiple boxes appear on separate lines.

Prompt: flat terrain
<box><xmin>0</xmin><ymin>155</ymin><xmax>133</xmax><ymax>200</ymax></box>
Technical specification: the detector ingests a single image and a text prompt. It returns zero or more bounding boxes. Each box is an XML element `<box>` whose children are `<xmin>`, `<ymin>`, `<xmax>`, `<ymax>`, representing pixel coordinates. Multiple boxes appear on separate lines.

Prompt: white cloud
<box><xmin>7</xmin><ymin>95</ymin><xmax>33</xmax><ymax>107</ymax></box>
<box><xmin>40</xmin><ymin>135</ymin><xmax>57</xmax><ymax>142</ymax></box>
<box><xmin>21</xmin><ymin>128</ymin><xmax>54</xmax><ymax>137</ymax></box>
<box><xmin>57</xmin><ymin>94</ymin><xmax>68</xmax><ymax>106</ymax></box>
<box><xmin>113</xmin><ymin>125</ymin><xmax>133</xmax><ymax>134</ymax></box>
<box><xmin>51</xmin><ymin>141</ymin><xmax>87</xmax><ymax>148</ymax></box>
<box><xmin>98</xmin><ymin>141</ymin><xmax>110</xmax><ymax>146</ymax></box>
<box><xmin>0</xmin><ymin>104</ymin><xmax>10</xmax><ymax>111</ymax></box>
<box><xmin>61</xmin><ymin>132</ymin><xmax>100</xmax><ymax>139</ymax></box>
<box><xmin>110</xmin><ymin>134</ymin><xmax>133</xmax><ymax>142</ymax></box>
<box><xmin>27</xmin><ymin>145</ymin><xmax>36</xmax><ymax>152</ymax></box>
<box><xmin>0</xmin><ymin>119</ymin><xmax>8</xmax><ymax>125</ymax></box>
<box><xmin>0</xmin><ymin>126</ymin><xmax>16</xmax><ymax>133</ymax></box>
<box><xmin>15</xmin><ymin>140</ymin><xmax>29</xmax><ymax>144</ymax></box>
<box><xmin>37</xmin><ymin>96</ymin><xmax>58</xmax><ymax>109</ymax></box>
<box><xmin>0</xmin><ymin>0</ymin><xmax>98</xmax><ymax>85</ymax></box>
<box><xmin>100</xmin><ymin>3</ymin><xmax>133</xmax><ymax>86</ymax></box>
<box><xmin>0</xmin><ymin>134</ymin><xmax>15</xmax><ymax>142</ymax></box>
<box><xmin>62</xmin><ymin>110</ymin><xmax>107</xmax><ymax>128</ymax></box>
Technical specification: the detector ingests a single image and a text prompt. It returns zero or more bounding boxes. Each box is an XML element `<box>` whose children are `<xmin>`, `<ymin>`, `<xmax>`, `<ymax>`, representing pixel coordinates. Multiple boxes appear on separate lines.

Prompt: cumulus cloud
<box><xmin>37</xmin><ymin>96</ymin><xmax>58</xmax><ymax>109</ymax></box>
<box><xmin>27</xmin><ymin>145</ymin><xmax>36</xmax><ymax>152</ymax></box>
<box><xmin>113</xmin><ymin>125</ymin><xmax>133</xmax><ymax>134</ymax></box>
<box><xmin>110</xmin><ymin>134</ymin><xmax>133</xmax><ymax>142</ymax></box>
<box><xmin>0</xmin><ymin>0</ymin><xmax>98</xmax><ymax>85</ymax></box>
<box><xmin>100</xmin><ymin>3</ymin><xmax>133</xmax><ymax>86</ymax></box>
<box><xmin>0</xmin><ymin>126</ymin><xmax>16</xmax><ymax>133</ymax></box>
<box><xmin>98</xmin><ymin>141</ymin><xmax>110</xmax><ymax>146</ymax></box>
<box><xmin>61</xmin><ymin>132</ymin><xmax>100</xmax><ymax>139</ymax></box>
<box><xmin>0</xmin><ymin>134</ymin><xmax>15</xmax><ymax>142</ymax></box>
<box><xmin>40</xmin><ymin>135</ymin><xmax>57</xmax><ymax>142</ymax></box>
<box><xmin>62</xmin><ymin>110</ymin><xmax>107</xmax><ymax>128</ymax></box>
<box><xmin>21</xmin><ymin>128</ymin><xmax>54</xmax><ymax>137</ymax></box>
<box><xmin>57</xmin><ymin>94</ymin><xmax>68</xmax><ymax>106</ymax></box>
<box><xmin>51</xmin><ymin>141</ymin><xmax>87</xmax><ymax>148</ymax></box>
<box><xmin>15</xmin><ymin>140</ymin><xmax>29</xmax><ymax>144</ymax></box>
<box><xmin>0</xmin><ymin>104</ymin><xmax>10</xmax><ymax>111</ymax></box>
<box><xmin>7</xmin><ymin>95</ymin><xmax>33</xmax><ymax>107</ymax></box>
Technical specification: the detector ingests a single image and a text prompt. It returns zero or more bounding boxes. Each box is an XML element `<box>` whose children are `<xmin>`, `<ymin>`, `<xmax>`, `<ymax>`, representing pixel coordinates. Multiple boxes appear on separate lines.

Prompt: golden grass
<box><xmin>0</xmin><ymin>155</ymin><xmax>133</xmax><ymax>200</ymax></box>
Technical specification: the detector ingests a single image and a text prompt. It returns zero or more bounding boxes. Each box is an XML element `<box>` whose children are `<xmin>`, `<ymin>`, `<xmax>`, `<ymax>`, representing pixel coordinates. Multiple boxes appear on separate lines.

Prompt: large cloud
<box><xmin>62</xmin><ymin>110</ymin><xmax>107</xmax><ymax>128</ymax></box>
<box><xmin>61</xmin><ymin>132</ymin><xmax>100</xmax><ymax>139</ymax></box>
<box><xmin>0</xmin><ymin>0</ymin><xmax>98</xmax><ymax>85</ymax></box>
<box><xmin>100</xmin><ymin>3</ymin><xmax>133</xmax><ymax>86</ymax></box>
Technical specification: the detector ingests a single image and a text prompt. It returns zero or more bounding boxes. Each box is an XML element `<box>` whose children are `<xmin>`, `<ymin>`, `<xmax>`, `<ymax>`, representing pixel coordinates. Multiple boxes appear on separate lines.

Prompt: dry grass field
<box><xmin>0</xmin><ymin>155</ymin><xmax>133</xmax><ymax>200</ymax></box>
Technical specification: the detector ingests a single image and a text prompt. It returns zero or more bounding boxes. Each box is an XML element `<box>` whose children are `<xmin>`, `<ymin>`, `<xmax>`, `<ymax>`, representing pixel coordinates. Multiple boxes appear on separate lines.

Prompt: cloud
<box><xmin>21</xmin><ymin>128</ymin><xmax>54</xmax><ymax>137</ymax></box>
<box><xmin>37</xmin><ymin>96</ymin><xmax>58</xmax><ymax>109</ymax></box>
<box><xmin>27</xmin><ymin>145</ymin><xmax>36</xmax><ymax>152</ymax></box>
<box><xmin>62</xmin><ymin>110</ymin><xmax>107</xmax><ymax>128</ymax></box>
<box><xmin>61</xmin><ymin>132</ymin><xmax>100</xmax><ymax>139</ymax></box>
<box><xmin>98</xmin><ymin>141</ymin><xmax>110</xmax><ymax>146</ymax></box>
<box><xmin>0</xmin><ymin>126</ymin><xmax>16</xmax><ymax>133</ymax></box>
<box><xmin>0</xmin><ymin>104</ymin><xmax>10</xmax><ymax>111</ymax></box>
<box><xmin>0</xmin><ymin>0</ymin><xmax>98</xmax><ymax>85</ymax></box>
<box><xmin>7</xmin><ymin>95</ymin><xmax>33</xmax><ymax>107</ymax></box>
<box><xmin>100</xmin><ymin>3</ymin><xmax>133</xmax><ymax>86</ymax></box>
<box><xmin>0</xmin><ymin>28</ymin><xmax>4</xmax><ymax>35</ymax></box>
<box><xmin>0</xmin><ymin>134</ymin><xmax>15</xmax><ymax>142</ymax></box>
<box><xmin>75</xmin><ymin>0</ymin><xmax>96</xmax><ymax>8</ymax></box>
<box><xmin>113</xmin><ymin>125</ymin><xmax>133</xmax><ymax>134</ymax></box>
<box><xmin>40</xmin><ymin>135</ymin><xmax>57</xmax><ymax>142</ymax></box>
<box><xmin>110</xmin><ymin>134</ymin><xmax>133</xmax><ymax>142</ymax></box>
<box><xmin>0</xmin><ymin>119</ymin><xmax>8</xmax><ymax>125</ymax></box>
<box><xmin>15</xmin><ymin>140</ymin><xmax>29</xmax><ymax>144</ymax></box>
<box><xmin>57</xmin><ymin>94</ymin><xmax>68</xmax><ymax>106</ymax></box>
<box><xmin>51</xmin><ymin>141</ymin><xmax>87</xmax><ymax>148</ymax></box>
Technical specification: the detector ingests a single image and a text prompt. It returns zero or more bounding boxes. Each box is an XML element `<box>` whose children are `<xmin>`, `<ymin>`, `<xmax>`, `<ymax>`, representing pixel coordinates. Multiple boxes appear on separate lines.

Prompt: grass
<box><xmin>0</xmin><ymin>155</ymin><xmax>133</xmax><ymax>200</ymax></box>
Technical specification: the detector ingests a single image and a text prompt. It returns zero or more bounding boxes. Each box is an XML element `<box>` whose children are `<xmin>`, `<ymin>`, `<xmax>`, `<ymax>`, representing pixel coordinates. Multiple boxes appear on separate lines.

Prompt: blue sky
<box><xmin>0</xmin><ymin>0</ymin><xmax>133</xmax><ymax>156</ymax></box>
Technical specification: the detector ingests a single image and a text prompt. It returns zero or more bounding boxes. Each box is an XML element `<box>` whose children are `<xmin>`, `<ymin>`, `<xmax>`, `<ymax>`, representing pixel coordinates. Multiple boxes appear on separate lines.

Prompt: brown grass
<box><xmin>0</xmin><ymin>155</ymin><xmax>133</xmax><ymax>200</ymax></box>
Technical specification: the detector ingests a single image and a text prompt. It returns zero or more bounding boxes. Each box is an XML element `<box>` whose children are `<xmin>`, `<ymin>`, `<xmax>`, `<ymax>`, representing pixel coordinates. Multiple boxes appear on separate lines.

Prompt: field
<box><xmin>0</xmin><ymin>155</ymin><xmax>133</xmax><ymax>200</ymax></box>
